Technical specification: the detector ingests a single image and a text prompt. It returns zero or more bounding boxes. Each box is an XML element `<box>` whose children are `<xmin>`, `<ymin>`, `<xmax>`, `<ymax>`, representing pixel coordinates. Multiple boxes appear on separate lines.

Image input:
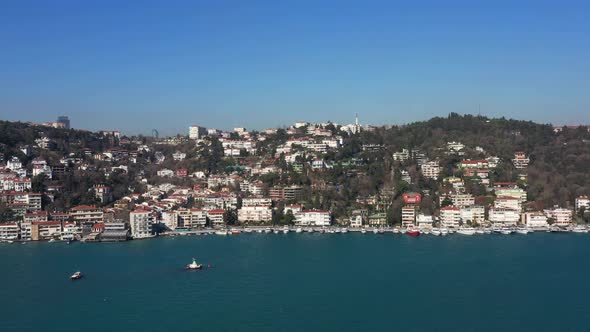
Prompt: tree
<box><xmin>223</xmin><ymin>209</ymin><xmax>237</xmax><ymax>225</ymax></box>
<box><xmin>31</xmin><ymin>174</ymin><xmax>47</xmax><ymax>193</ymax></box>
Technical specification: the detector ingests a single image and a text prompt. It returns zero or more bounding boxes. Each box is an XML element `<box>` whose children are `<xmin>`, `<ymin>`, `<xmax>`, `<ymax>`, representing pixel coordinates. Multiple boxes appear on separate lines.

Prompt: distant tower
<box><xmin>355</xmin><ymin>113</ymin><xmax>359</xmax><ymax>126</ymax></box>
<box><xmin>152</xmin><ymin>129</ymin><xmax>159</xmax><ymax>139</ymax></box>
<box><xmin>57</xmin><ymin>116</ymin><xmax>70</xmax><ymax>129</ymax></box>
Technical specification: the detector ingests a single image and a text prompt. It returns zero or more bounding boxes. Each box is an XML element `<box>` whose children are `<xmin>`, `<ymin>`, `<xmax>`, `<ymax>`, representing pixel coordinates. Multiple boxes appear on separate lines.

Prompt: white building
<box><xmin>129</xmin><ymin>210</ymin><xmax>153</xmax><ymax>239</ymax></box>
<box><xmin>295</xmin><ymin>210</ymin><xmax>331</xmax><ymax>226</ymax></box>
<box><xmin>575</xmin><ymin>196</ymin><xmax>590</xmax><ymax>212</ymax></box>
<box><xmin>495</xmin><ymin>188</ymin><xmax>527</xmax><ymax>203</ymax></box>
<box><xmin>401</xmin><ymin>206</ymin><xmax>416</xmax><ymax>227</ymax></box>
<box><xmin>157</xmin><ymin>169</ymin><xmax>175</xmax><ymax>177</ymax></box>
<box><xmin>543</xmin><ymin>207</ymin><xmax>573</xmax><ymax>227</ymax></box>
<box><xmin>521</xmin><ymin>212</ymin><xmax>549</xmax><ymax>228</ymax></box>
<box><xmin>416</xmin><ymin>214</ymin><xmax>433</xmax><ymax>228</ymax></box>
<box><xmin>238</xmin><ymin>206</ymin><xmax>272</xmax><ymax>223</ymax></box>
<box><xmin>512</xmin><ymin>151</ymin><xmax>530</xmax><ymax>169</ymax></box>
<box><xmin>421</xmin><ymin>161</ymin><xmax>441</xmax><ymax>179</ymax></box>
<box><xmin>460</xmin><ymin>206</ymin><xmax>485</xmax><ymax>225</ymax></box>
<box><xmin>489</xmin><ymin>208</ymin><xmax>520</xmax><ymax>225</ymax></box>
<box><xmin>494</xmin><ymin>196</ymin><xmax>521</xmax><ymax>211</ymax></box>
<box><xmin>189</xmin><ymin>125</ymin><xmax>207</xmax><ymax>139</ymax></box>
<box><xmin>451</xmin><ymin>193</ymin><xmax>475</xmax><ymax>208</ymax></box>
<box><xmin>0</xmin><ymin>223</ymin><xmax>19</xmax><ymax>240</ymax></box>
<box><xmin>440</xmin><ymin>206</ymin><xmax>461</xmax><ymax>228</ymax></box>
<box><xmin>175</xmin><ymin>209</ymin><xmax>207</xmax><ymax>229</ymax></box>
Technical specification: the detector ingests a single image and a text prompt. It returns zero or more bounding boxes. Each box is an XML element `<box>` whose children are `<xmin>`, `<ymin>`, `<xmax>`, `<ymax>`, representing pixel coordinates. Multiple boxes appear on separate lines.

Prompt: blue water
<box><xmin>1</xmin><ymin>233</ymin><xmax>589</xmax><ymax>332</ymax></box>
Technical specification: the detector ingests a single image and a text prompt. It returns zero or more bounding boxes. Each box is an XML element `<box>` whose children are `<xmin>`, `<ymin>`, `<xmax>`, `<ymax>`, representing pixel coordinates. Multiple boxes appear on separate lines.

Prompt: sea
<box><xmin>1</xmin><ymin>232</ymin><xmax>589</xmax><ymax>332</ymax></box>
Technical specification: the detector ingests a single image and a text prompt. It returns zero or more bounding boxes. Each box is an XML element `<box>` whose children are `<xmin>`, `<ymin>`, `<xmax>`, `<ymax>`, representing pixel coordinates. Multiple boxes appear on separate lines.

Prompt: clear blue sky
<box><xmin>1</xmin><ymin>0</ymin><xmax>588</xmax><ymax>135</ymax></box>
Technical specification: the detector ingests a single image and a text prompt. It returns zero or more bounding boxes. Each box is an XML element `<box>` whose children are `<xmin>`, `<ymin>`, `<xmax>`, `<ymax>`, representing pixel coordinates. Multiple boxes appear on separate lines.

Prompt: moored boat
<box><xmin>295</xmin><ymin>227</ymin><xmax>303</xmax><ymax>233</ymax></box>
<box><xmin>457</xmin><ymin>227</ymin><xmax>476</xmax><ymax>235</ymax></box>
<box><xmin>431</xmin><ymin>228</ymin><xmax>441</xmax><ymax>236</ymax></box>
<box><xmin>406</xmin><ymin>229</ymin><xmax>420</xmax><ymax>236</ymax></box>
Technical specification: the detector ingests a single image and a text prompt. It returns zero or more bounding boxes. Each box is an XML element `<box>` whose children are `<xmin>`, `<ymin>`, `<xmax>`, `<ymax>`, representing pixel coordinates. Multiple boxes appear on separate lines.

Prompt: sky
<box><xmin>0</xmin><ymin>0</ymin><xmax>589</xmax><ymax>135</ymax></box>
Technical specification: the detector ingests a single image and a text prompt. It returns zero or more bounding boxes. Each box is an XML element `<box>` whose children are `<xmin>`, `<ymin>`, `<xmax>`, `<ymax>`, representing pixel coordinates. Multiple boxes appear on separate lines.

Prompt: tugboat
<box><xmin>70</xmin><ymin>271</ymin><xmax>83</xmax><ymax>280</ymax></box>
<box><xmin>186</xmin><ymin>258</ymin><xmax>203</xmax><ymax>270</ymax></box>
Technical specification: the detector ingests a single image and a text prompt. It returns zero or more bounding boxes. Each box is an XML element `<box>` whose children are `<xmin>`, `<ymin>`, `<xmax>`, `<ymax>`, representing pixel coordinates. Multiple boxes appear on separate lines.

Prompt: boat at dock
<box><xmin>457</xmin><ymin>227</ymin><xmax>476</xmax><ymax>235</ymax></box>
<box><xmin>431</xmin><ymin>228</ymin><xmax>441</xmax><ymax>236</ymax></box>
<box><xmin>405</xmin><ymin>227</ymin><xmax>420</xmax><ymax>237</ymax></box>
<box><xmin>341</xmin><ymin>228</ymin><xmax>348</xmax><ymax>234</ymax></box>
<box><xmin>516</xmin><ymin>227</ymin><xmax>529</xmax><ymax>235</ymax></box>
<box><xmin>215</xmin><ymin>230</ymin><xmax>228</xmax><ymax>236</ymax></box>
<box><xmin>295</xmin><ymin>227</ymin><xmax>303</xmax><ymax>233</ymax></box>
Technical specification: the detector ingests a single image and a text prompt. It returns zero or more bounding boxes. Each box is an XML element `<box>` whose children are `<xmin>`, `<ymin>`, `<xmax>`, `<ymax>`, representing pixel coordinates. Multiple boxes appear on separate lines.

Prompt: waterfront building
<box><xmin>460</xmin><ymin>206</ymin><xmax>485</xmax><ymax>225</ymax></box>
<box><xmin>440</xmin><ymin>206</ymin><xmax>461</xmax><ymax>228</ymax></box>
<box><xmin>401</xmin><ymin>206</ymin><xmax>416</xmax><ymax>227</ymax></box>
<box><xmin>543</xmin><ymin>207</ymin><xmax>573</xmax><ymax>227</ymax></box>
<box><xmin>206</xmin><ymin>209</ymin><xmax>225</xmax><ymax>227</ymax></box>
<box><xmin>129</xmin><ymin>210</ymin><xmax>153</xmax><ymax>239</ymax></box>
<box><xmin>0</xmin><ymin>223</ymin><xmax>20</xmax><ymax>240</ymax></box>
<box><xmin>489</xmin><ymin>208</ymin><xmax>520</xmax><ymax>225</ymax></box>
<box><xmin>367</xmin><ymin>212</ymin><xmax>387</xmax><ymax>226</ymax></box>
<box><xmin>416</xmin><ymin>214</ymin><xmax>433</xmax><ymax>228</ymax></box>
<box><xmin>521</xmin><ymin>212</ymin><xmax>549</xmax><ymax>228</ymax></box>
<box><xmin>295</xmin><ymin>210</ymin><xmax>331</xmax><ymax>226</ymax></box>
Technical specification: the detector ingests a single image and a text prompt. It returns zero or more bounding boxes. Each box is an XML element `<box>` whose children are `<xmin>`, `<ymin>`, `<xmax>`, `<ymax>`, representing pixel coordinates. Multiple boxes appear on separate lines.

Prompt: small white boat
<box><xmin>361</xmin><ymin>228</ymin><xmax>367</xmax><ymax>234</ymax></box>
<box><xmin>516</xmin><ymin>227</ymin><xmax>529</xmax><ymax>235</ymax></box>
<box><xmin>393</xmin><ymin>228</ymin><xmax>400</xmax><ymax>234</ymax></box>
<box><xmin>295</xmin><ymin>227</ymin><xmax>303</xmax><ymax>233</ymax></box>
<box><xmin>264</xmin><ymin>227</ymin><xmax>272</xmax><ymax>233</ymax></box>
<box><xmin>457</xmin><ymin>227</ymin><xmax>476</xmax><ymax>235</ymax></box>
<box><xmin>572</xmin><ymin>226</ymin><xmax>588</xmax><ymax>233</ymax></box>
<box><xmin>475</xmin><ymin>229</ymin><xmax>485</xmax><ymax>234</ymax></box>
<box><xmin>70</xmin><ymin>271</ymin><xmax>83</xmax><ymax>280</ymax></box>
<box><xmin>373</xmin><ymin>228</ymin><xmax>379</xmax><ymax>234</ymax></box>
<box><xmin>431</xmin><ymin>228</ymin><xmax>441</xmax><ymax>236</ymax></box>
<box><xmin>440</xmin><ymin>228</ymin><xmax>449</xmax><ymax>236</ymax></box>
<box><xmin>341</xmin><ymin>228</ymin><xmax>348</xmax><ymax>234</ymax></box>
<box><xmin>48</xmin><ymin>238</ymin><xmax>56</xmax><ymax>243</ymax></box>
<box><xmin>186</xmin><ymin>258</ymin><xmax>202</xmax><ymax>270</ymax></box>
<box><xmin>215</xmin><ymin>230</ymin><xmax>228</xmax><ymax>236</ymax></box>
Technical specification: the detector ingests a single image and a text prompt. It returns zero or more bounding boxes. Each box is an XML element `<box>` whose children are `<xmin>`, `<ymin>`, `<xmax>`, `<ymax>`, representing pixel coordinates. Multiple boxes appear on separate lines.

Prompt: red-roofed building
<box><xmin>206</xmin><ymin>209</ymin><xmax>225</xmax><ymax>227</ymax></box>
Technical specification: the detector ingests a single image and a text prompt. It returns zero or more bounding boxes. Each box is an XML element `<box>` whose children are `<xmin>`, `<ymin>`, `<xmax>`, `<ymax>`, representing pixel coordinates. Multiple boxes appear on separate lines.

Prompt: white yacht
<box><xmin>392</xmin><ymin>228</ymin><xmax>400</xmax><ymax>234</ymax></box>
<box><xmin>70</xmin><ymin>271</ymin><xmax>83</xmax><ymax>280</ymax></box>
<box><xmin>431</xmin><ymin>228</ymin><xmax>441</xmax><ymax>236</ymax></box>
<box><xmin>457</xmin><ymin>227</ymin><xmax>476</xmax><ymax>235</ymax></box>
<box><xmin>440</xmin><ymin>228</ymin><xmax>449</xmax><ymax>236</ymax></box>
<box><xmin>295</xmin><ymin>227</ymin><xmax>303</xmax><ymax>233</ymax></box>
<box><xmin>215</xmin><ymin>230</ymin><xmax>228</xmax><ymax>236</ymax></box>
<box><xmin>516</xmin><ymin>227</ymin><xmax>529</xmax><ymax>235</ymax></box>
<box><xmin>372</xmin><ymin>228</ymin><xmax>379</xmax><ymax>234</ymax></box>
<box><xmin>341</xmin><ymin>228</ymin><xmax>348</xmax><ymax>234</ymax></box>
<box><xmin>361</xmin><ymin>228</ymin><xmax>367</xmax><ymax>234</ymax></box>
<box><xmin>264</xmin><ymin>227</ymin><xmax>272</xmax><ymax>233</ymax></box>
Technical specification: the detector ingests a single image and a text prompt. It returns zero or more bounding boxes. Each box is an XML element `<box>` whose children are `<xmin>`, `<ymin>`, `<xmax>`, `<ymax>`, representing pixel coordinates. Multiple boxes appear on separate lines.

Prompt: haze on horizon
<box><xmin>1</xmin><ymin>0</ymin><xmax>589</xmax><ymax>136</ymax></box>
